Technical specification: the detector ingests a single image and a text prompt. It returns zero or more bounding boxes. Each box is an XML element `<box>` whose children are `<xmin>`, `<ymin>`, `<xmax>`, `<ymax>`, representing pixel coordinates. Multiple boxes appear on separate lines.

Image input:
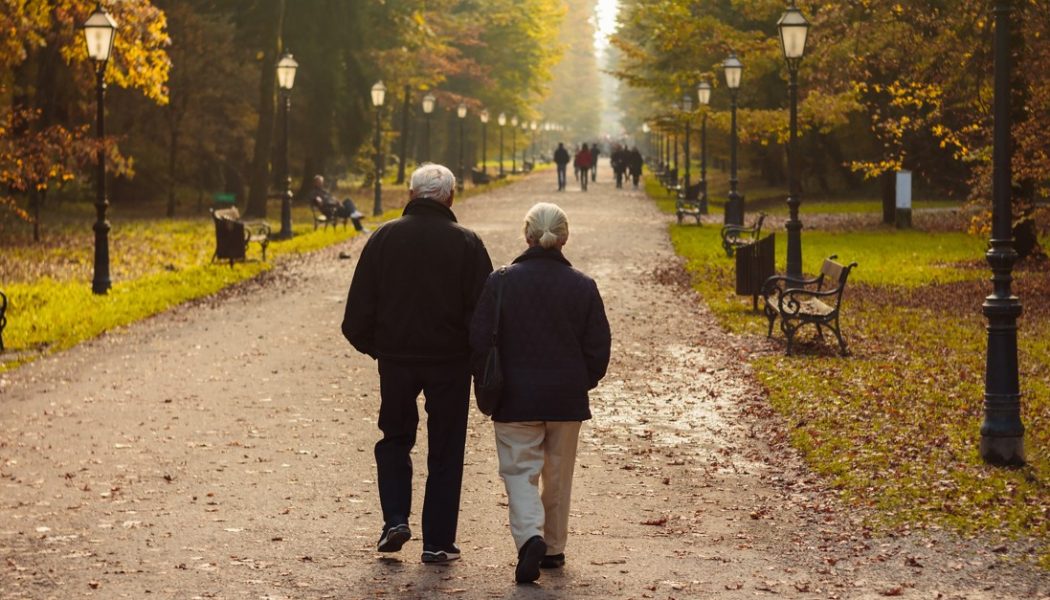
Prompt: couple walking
<box><xmin>341</xmin><ymin>163</ymin><xmax>612</xmax><ymax>584</ymax></box>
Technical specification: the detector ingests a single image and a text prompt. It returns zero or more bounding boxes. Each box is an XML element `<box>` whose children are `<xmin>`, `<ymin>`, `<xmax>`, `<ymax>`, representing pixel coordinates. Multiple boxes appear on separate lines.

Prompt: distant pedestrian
<box><xmin>470</xmin><ymin>202</ymin><xmax>611</xmax><ymax>584</ymax></box>
<box><xmin>627</xmin><ymin>147</ymin><xmax>644</xmax><ymax>188</ymax></box>
<box><xmin>610</xmin><ymin>145</ymin><xmax>628</xmax><ymax>189</ymax></box>
<box><xmin>574</xmin><ymin>144</ymin><xmax>592</xmax><ymax>192</ymax></box>
<box><xmin>310</xmin><ymin>175</ymin><xmax>365</xmax><ymax>232</ymax></box>
<box><xmin>342</xmin><ymin>163</ymin><xmax>493</xmax><ymax>565</ymax></box>
<box><xmin>589</xmin><ymin>143</ymin><xmax>601</xmax><ymax>182</ymax></box>
<box><xmin>553</xmin><ymin>143</ymin><xmax>570</xmax><ymax>191</ymax></box>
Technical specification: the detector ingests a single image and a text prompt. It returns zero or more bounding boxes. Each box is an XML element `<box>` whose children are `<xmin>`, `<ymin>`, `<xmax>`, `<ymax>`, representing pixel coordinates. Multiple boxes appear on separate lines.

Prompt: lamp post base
<box><xmin>277</xmin><ymin>190</ymin><xmax>293</xmax><ymax>240</ymax></box>
<box><xmin>980</xmin><ymin>435</ymin><xmax>1025</xmax><ymax>467</ymax></box>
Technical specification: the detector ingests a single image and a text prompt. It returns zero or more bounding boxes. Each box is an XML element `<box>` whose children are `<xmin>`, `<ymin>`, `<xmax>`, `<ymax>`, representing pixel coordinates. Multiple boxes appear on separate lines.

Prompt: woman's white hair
<box><xmin>409</xmin><ymin>163</ymin><xmax>456</xmax><ymax>203</ymax></box>
<box><xmin>524</xmin><ymin>202</ymin><xmax>569</xmax><ymax>250</ymax></box>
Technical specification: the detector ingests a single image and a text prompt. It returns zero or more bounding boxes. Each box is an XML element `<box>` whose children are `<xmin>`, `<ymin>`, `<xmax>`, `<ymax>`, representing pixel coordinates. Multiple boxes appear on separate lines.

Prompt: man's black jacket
<box><xmin>553</xmin><ymin>146</ymin><xmax>570</xmax><ymax>166</ymax></box>
<box><xmin>342</xmin><ymin>198</ymin><xmax>493</xmax><ymax>363</ymax></box>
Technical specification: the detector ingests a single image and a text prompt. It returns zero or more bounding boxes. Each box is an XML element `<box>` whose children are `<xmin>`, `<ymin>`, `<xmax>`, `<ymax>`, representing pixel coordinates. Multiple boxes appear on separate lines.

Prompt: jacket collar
<box><xmin>403</xmin><ymin>197</ymin><xmax>457</xmax><ymax>222</ymax></box>
<box><xmin>512</xmin><ymin>246</ymin><xmax>572</xmax><ymax>267</ymax></box>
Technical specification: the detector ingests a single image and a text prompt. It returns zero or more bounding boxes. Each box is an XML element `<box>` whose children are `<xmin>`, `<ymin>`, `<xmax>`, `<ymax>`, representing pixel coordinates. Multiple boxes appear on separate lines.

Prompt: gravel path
<box><xmin>1</xmin><ymin>164</ymin><xmax>1047</xmax><ymax>599</ymax></box>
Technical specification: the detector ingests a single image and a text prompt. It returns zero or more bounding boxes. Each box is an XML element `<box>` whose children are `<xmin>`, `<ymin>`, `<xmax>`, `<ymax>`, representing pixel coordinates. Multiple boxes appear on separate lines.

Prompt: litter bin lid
<box><xmin>213</xmin><ymin>192</ymin><xmax>236</xmax><ymax>204</ymax></box>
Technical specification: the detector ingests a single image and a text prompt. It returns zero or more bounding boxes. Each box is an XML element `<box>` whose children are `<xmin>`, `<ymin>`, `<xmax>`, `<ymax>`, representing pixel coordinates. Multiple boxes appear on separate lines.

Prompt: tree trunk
<box><xmin>167</xmin><ymin>113</ymin><xmax>178</xmax><ymax>218</ymax></box>
<box><xmin>396</xmin><ymin>85</ymin><xmax>410</xmax><ymax>185</ymax></box>
<box><xmin>244</xmin><ymin>0</ymin><xmax>285</xmax><ymax>219</ymax></box>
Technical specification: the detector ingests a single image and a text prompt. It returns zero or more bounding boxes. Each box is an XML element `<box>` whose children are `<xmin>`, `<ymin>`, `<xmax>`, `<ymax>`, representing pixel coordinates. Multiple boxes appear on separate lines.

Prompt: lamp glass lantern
<box><xmin>723</xmin><ymin>54</ymin><xmax>743</xmax><ymax>90</ymax></box>
<box><xmin>498</xmin><ymin>112</ymin><xmax>506</xmax><ymax>126</ymax></box>
<box><xmin>777</xmin><ymin>4</ymin><xmax>810</xmax><ymax>61</ymax></box>
<box><xmin>511</xmin><ymin>115</ymin><xmax>519</xmax><ymax>127</ymax></box>
<box><xmin>276</xmin><ymin>53</ymin><xmax>298</xmax><ymax>90</ymax></box>
<box><xmin>457</xmin><ymin>103</ymin><xmax>467</xmax><ymax>119</ymax></box>
<box><xmin>422</xmin><ymin>92</ymin><xmax>436</xmax><ymax>114</ymax></box>
<box><xmin>371</xmin><ymin>80</ymin><xmax>386</xmax><ymax>107</ymax></box>
<box><xmin>480</xmin><ymin>109</ymin><xmax>489</xmax><ymax>124</ymax></box>
<box><xmin>682</xmin><ymin>94</ymin><xmax>693</xmax><ymax>112</ymax></box>
<box><xmin>642</xmin><ymin>122</ymin><xmax>651</xmax><ymax>133</ymax></box>
<box><xmin>83</xmin><ymin>6</ymin><xmax>117</xmax><ymax>62</ymax></box>
<box><xmin>530</xmin><ymin>120</ymin><xmax>537</xmax><ymax>131</ymax></box>
<box><xmin>697</xmin><ymin>81</ymin><xmax>712</xmax><ymax>106</ymax></box>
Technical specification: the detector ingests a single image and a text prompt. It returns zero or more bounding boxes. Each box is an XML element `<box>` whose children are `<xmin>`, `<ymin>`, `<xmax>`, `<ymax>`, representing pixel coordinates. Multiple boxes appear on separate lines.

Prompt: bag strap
<box><xmin>490</xmin><ymin>267</ymin><xmax>506</xmax><ymax>346</ymax></box>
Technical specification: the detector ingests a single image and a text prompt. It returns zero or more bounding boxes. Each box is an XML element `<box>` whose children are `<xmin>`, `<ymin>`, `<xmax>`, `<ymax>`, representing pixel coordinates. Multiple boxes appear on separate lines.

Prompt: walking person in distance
<box><xmin>470</xmin><ymin>202</ymin><xmax>612</xmax><ymax>583</ymax></box>
<box><xmin>573</xmin><ymin>144</ymin><xmax>592</xmax><ymax>192</ymax></box>
<box><xmin>553</xmin><ymin>142</ymin><xmax>570</xmax><ymax>191</ymax></box>
<box><xmin>342</xmin><ymin>163</ymin><xmax>493</xmax><ymax>564</ymax></box>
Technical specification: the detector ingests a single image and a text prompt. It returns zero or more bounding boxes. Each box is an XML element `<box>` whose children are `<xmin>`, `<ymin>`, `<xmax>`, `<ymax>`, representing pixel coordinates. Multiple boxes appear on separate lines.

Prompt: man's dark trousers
<box><xmin>556</xmin><ymin>165</ymin><xmax>567</xmax><ymax>190</ymax></box>
<box><xmin>375</xmin><ymin>358</ymin><xmax>471</xmax><ymax>547</ymax></box>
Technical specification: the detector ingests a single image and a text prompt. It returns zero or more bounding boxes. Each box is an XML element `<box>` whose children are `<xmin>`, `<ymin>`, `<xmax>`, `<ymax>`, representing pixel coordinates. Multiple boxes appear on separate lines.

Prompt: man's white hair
<box><xmin>409</xmin><ymin>163</ymin><xmax>456</xmax><ymax>203</ymax></box>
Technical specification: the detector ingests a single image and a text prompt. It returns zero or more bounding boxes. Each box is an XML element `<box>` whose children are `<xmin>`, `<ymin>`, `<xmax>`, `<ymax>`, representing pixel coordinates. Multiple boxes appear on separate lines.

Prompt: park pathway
<box><xmin>1</xmin><ymin>162</ymin><xmax>1047</xmax><ymax>599</ymax></box>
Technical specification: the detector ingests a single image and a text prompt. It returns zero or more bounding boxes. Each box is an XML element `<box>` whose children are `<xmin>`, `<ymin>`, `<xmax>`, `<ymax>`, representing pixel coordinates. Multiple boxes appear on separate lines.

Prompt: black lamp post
<box><xmin>422</xmin><ymin>92</ymin><xmax>436</xmax><ymax>162</ymax></box>
<box><xmin>682</xmin><ymin>94</ymin><xmax>693</xmax><ymax>192</ymax></box>
<box><xmin>697</xmin><ymin>81</ymin><xmax>711</xmax><ymax>214</ymax></box>
<box><xmin>456</xmin><ymin>103</ymin><xmax>467</xmax><ymax>192</ymax></box>
<box><xmin>275</xmin><ymin>51</ymin><xmax>298</xmax><ymax>240</ymax></box>
<box><xmin>82</xmin><ymin>4</ymin><xmax>117</xmax><ymax>295</ymax></box>
<box><xmin>479</xmin><ymin>110</ymin><xmax>489</xmax><ymax>174</ymax></box>
<box><xmin>530</xmin><ymin>121</ymin><xmax>538</xmax><ymax>164</ymax></box>
<box><xmin>511</xmin><ymin>116</ymin><xmax>519</xmax><ymax>174</ymax></box>
<box><xmin>498</xmin><ymin>112</ymin><xmax>506</xmax><ymax>177</ymax></box>
<box><xmin>371</xmin><ymin>80</ymin><xmax>386</xmax><ymax>216</ymax></box>
<box><xmin>778</xmin><ymin>2</ymin><xmax>810</xmax><ymax>280</ymax></box>
<box><xmin>981</xmin><ymin>0</ymin><xmax>1025</xmax><ymax>466</ymax></box>
<box><xmin>724</xmin><ymin>53</ymin><xmax>744</xmax><ymax>225</ymax></box>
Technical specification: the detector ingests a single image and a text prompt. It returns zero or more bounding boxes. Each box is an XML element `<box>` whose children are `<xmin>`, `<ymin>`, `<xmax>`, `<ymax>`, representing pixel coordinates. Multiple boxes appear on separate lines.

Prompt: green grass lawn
<box><xmin>659</xmin><ymin>191</ymin><xmax>1049</xmax><ymax>567</ymax></box>
<box><xmin>0</xmin><ymin>173</ymin><xmax>524</xmax><ymax>372</ymax></box>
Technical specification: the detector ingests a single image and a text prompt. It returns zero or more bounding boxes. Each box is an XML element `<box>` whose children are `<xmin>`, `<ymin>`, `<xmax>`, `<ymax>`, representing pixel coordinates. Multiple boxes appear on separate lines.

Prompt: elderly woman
<box><xmin>470</xmin><ymin>202</ymin><xmax>611</xmax><ymax>583</ymax></box>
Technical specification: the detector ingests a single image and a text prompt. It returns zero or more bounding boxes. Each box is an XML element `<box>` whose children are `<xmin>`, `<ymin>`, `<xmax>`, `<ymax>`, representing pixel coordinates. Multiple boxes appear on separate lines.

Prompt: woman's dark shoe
<box><xmin>515</xmin><ymin>536</ymin><xmax>546</xmax><ymax>583</ymax></box>
<box><xmin>540</xmin><ymin>553</ymin><xmax>565</xmax><ymax>569</ymax></box>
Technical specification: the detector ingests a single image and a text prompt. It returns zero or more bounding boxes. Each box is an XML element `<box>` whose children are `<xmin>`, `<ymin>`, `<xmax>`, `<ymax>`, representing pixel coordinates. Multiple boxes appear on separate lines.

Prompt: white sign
<box><xmin>896</xmin><ymin>170</ymin><xmax>912</xmax><ymax>209</ymax></box>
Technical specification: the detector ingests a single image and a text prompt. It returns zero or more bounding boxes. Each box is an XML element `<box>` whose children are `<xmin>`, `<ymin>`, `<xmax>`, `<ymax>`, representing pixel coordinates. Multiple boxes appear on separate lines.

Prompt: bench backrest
<box><xmin>753</xmin><ymin>213</ymin><xmax>766</xmax><ymax>234</ymax></box>
<box><xmin>817</xmin><ymin>258</ymin><xmax>858</xmax><ymax>305</ymax></box>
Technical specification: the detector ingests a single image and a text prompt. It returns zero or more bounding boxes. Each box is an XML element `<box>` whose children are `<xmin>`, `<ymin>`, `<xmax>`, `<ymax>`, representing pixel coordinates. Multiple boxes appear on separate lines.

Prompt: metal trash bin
<box><xmin>735</xmin><ymin>233</ymin><xmax>775</xmax><ymax>310</ymax></box>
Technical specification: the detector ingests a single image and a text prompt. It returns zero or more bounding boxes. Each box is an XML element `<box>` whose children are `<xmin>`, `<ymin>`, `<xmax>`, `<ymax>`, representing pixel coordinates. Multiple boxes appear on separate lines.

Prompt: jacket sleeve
<box><xmin>582</xmin><ymin>280</ymin><xmax>612</xmax><ymax>389</ymax></box>
<box><xmin>463</xmin><ymin>235</ymin><xmax>494</xmax><ymax>328</ymax></box>
<box><xmin>469</xmin><ymin>272</ymin><xmax>498</xmax><ymax>370</ymax></box>
<box><xmin>341</xmin><ymin>237</ymin><xmax>380</xmax><ymax>358</ymax></box>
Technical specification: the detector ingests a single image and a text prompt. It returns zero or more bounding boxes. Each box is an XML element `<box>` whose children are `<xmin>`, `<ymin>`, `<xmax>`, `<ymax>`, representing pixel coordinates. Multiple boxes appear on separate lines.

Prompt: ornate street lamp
<box><xmin>498</xmin><ymin>112</ymin><xmax>506</xmax><ymax>177</ymax></box>
<box><xmin>421</xmin><ymin>92</ymin><xmax>436</xmax><ymax>162</ymax></box>
<box><xmin>511</xmin><ymin>115</ymin><xmax>519</xmax><ymax>174</ymax></box>
<box><xmin>697</xmin><ymin>81</ymin><xmax>712</xmax><ymax>214</ymax></box>
<box><xmin>682</xmin><ymin>94</ymin><xmax>693</xmax><ymax>192</ymax></box>
<box><xmin>479</xmin><ymin>109</ymin><xmax>489</xmax><ymax>175</ymax></box>
<box><xmin>456</xmin><ymin>103</ymin><xmax>467</xmax><ymax>192</ymax></box>
<box><xmin>723</xmin><ymin>53</ymin><xmax>744</xmax><ymax>225</ymax></box>
<box><xmin>778</xmin><ymin>2</ymin><xmax>810</xmax><ymax>280</ymax></box>
<box><xmin>82</xmin><ymin>4</ymin><xmax>117</xmax><ymax>295</ymax></box>
<box><xmin>275</xmin><ymin>52</ymin><xmax>298</xmax><ymax>240</ymax></box>
<box><xmin>371</xmin><ymin>80</ymin><xmax>386</xmax><ymax>216</ymax></box>
<box><xmin>981</xmin><ymin>1</ymin><xmax>1025</xmax><ymax>466</ymax></box>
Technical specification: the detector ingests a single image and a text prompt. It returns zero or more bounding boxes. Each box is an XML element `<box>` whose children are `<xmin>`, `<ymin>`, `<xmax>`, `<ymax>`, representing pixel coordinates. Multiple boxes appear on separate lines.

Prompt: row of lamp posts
<box><xmin>648</xmin><ymin>1</ymin><xmax>1023</xmax><ymax>465</ymax></box>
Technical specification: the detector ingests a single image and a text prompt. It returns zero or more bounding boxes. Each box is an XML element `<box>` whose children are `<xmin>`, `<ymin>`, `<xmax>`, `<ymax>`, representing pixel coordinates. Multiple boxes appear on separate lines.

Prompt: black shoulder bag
<box><xmin>474</xmin><ymin>268</ymin><xmax>506</xmax><ymax>416</ymax></box>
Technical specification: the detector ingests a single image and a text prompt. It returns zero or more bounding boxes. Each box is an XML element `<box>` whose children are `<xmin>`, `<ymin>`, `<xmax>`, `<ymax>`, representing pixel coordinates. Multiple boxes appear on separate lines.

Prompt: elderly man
<box><xmin>342</xmin><ymin>163</ymin><xmax>493</xmax><ymax>564</ymax></box>
<box><xmin>310</xmin><ymin>175</ymin><xmax>365</xmax><ymax>232</ymax></box>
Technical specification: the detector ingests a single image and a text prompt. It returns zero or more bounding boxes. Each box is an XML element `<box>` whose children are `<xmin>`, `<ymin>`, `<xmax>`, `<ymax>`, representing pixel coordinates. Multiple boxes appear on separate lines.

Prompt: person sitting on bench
<box><xmin>310</xmin><ymin>175</ymin><xmax>366</xmax><ymax>232</ymax></box>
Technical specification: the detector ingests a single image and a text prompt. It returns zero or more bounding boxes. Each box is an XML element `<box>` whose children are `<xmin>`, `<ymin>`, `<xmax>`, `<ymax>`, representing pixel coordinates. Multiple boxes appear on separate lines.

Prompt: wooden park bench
<box><xmin>0</xmin><ymin>290</ymin><xmax>7</xmax><ymax>352</ymax></box>
<box><xmin>210</xmin><ymin>207</ymin><xmax>271</xmax><ymax>266</ymax></box>
<box><xmin>761</xmin><ymin>256</ymin><xmax>858</xmax><ymax>356</ymax></box>
<box><xmin>675</xmin><ymin>183</ymin><xmax>704</xmax><ymax>225</ymax></box>
<box><xmin>471</xmin><ymin>168</ymin><xmax>492</xmax><ymax>185</ymax></box>
<box><xmin>720</xmin><ymin>213</ymin><xmax>765</xmax><ymax>257</ymax></box>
